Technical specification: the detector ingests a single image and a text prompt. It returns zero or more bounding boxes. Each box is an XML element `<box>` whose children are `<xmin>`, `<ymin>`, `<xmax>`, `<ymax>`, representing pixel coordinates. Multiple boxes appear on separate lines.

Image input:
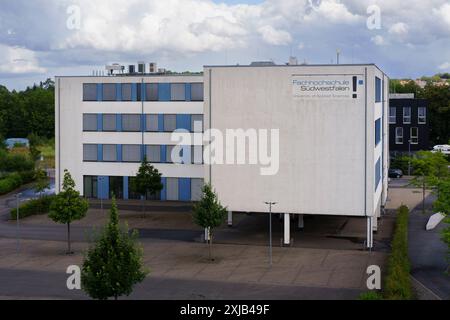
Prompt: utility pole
<box><xmin>336</xmin><ymin>49</ymin><xmax>341</xmax><ymax>65</ymax></box>
<box><xmin>264</xmin><ymin>201</ymin><xmax>277</xmax><ymax>268</ymax></box>
<box><xmin>408</xmin><ymin>139</ymin><xmax>412</xmax><ymax>176</ymax></box>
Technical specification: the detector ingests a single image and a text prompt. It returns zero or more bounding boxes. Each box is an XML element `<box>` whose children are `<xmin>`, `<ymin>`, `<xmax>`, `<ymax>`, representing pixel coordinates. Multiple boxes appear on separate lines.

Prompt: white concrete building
<box><xmin>56</xmin><ymin>63</ymin><xmax>389</xmax><ymax>248</ymax></box>
<box><xmin>55</xmin><ymin>70</ymin><xmax>205</xmax><ymax>202</ymax></box>
<box><xmin>203</xmin><ymin>64</ymin><xmax>389</xmax><ymax>248</ymax></box>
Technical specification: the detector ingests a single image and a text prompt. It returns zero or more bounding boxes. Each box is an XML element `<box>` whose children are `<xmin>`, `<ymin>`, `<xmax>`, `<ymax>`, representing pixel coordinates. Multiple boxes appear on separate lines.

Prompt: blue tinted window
<box><xmin>375</xmin><ymin>118</ymin><xmax>381</xmax><ymax>146</ymax></box>
<box><xmin>375</xmin><ymin>77</ymin><xmax>381</xmax><ymax>102</ymax></box>
<box><xmin>375</xmin><ymin>158</ymin><xmax>381</xmax><ymax>190</ymax></box>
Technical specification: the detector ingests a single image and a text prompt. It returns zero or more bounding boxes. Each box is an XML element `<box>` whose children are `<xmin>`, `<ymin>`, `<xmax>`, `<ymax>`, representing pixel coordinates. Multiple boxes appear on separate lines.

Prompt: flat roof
<box><xmin>55</xmin><ymin>73</ymin><xmax>203</xmax><ymax>78</ymax></box>
<box><xmin>204</xmin><ymin>63</ymin><xmax>378</xmax><ymax>68</ymax></box>
<box><xmin>204</xmin><ymin>63</ymin><xmax>388</xmax><ymax>77</ymax></box>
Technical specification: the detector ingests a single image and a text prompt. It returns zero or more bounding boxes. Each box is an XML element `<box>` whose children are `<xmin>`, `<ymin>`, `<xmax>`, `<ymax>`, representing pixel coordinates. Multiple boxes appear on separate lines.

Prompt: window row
<box><xmin>389</xmin><ymin>107</ymin><xmax>426</xmax><ymax>124</ymax></box>
<box><xmin>83</xmin><ymin>144</ymin><xmax>204</xmax><ymax>164</ymax></box>
<box><xmin>83</xmin><ymin>83</ymin><xmax>204</xmax><ymax>102</ymax></box>
<box><xmin>83</xmin><ymin>114</ymin><xmax>203</xmax><ymax>133</ymax></box>
<box><xmin>394</xmin><ymin>127</ymin><xmax>419</xmax><ymax>144</ymax></box>
<box><xmin>84</xmin><ymin>175</ymin><xmax>204</xmax><ymax>201</ymax></box>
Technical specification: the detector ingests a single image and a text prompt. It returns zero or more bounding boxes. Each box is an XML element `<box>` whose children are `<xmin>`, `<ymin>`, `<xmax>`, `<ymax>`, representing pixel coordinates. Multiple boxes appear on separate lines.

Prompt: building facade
<box><xmin>55</xmin><ymin>74</ymin><xmax>205</xmax><ymax>202</ymax></box>
<box><xmin>56</xmin><ymin>63</ymin><xmax>389</xmax><ymax>248</ymax></box>
<box><xmin>388</xmin><ymin>94</ymin><xmax>429</xmax><ymax>155</ymax></box>
<box><xmin>203</xmin><ymin>64</ymin><xmax>389</xmax><ymax>247</ymax></box>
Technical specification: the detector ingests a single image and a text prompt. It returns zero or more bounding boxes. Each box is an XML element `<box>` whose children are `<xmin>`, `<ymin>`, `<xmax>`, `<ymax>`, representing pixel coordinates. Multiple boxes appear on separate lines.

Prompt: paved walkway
<box><xmin>408</xmin><ymin>193</ymin><xmax>449</xmax><ymax>300</ymax></box>
<box><xmin>0</xmin><ymin>237</ymin><xmax>385</xmax><ymax>299</ymax></box>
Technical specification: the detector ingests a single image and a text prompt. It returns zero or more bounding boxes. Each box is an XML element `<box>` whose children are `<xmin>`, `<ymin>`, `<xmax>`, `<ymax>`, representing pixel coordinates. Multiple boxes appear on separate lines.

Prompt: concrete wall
<box><xmin>204</xmin><ymin>64</ymin><xmax>388</xmax><ymax>217</ymax></box>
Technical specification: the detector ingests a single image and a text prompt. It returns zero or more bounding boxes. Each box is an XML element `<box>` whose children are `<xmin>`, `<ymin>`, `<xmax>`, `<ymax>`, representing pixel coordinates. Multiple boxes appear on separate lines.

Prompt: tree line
<box><xmin>0</xmin><ymin>78</ymin><xmax>55</xmax><ymax>139</ymax></box>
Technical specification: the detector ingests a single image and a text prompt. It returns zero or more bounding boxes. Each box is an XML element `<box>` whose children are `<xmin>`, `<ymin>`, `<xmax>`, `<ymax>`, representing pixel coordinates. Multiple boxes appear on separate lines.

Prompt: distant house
<box><xmin>5</xmin><ymin>138</ymin><xmax>30</xmax><ymax>149</ymax></box>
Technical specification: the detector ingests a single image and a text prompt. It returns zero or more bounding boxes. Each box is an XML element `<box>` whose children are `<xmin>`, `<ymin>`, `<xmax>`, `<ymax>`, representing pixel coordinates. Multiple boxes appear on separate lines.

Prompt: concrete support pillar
<box><xmin>283</xmin><ymin>213</ymin><xmax>290</xmax><ymax>246</ymax></box>
<box><xmin>366</xmin><ymin>217</ymin><xmax>373</xmax><ymax>249</ymax></box>
<box><xmin>372</xmin><ymin>215</ymin><xmax>378</xmax><ymax>233</ymax></box>
<box><xmin>227</xmin><ymin>211</ymin><xmax>233</xmax><ymax>227</ymax></box>
<box><xmin>204</xmin><ymin>227</ymin><xmax>210</xmax><ymax>242</ymax></box>
<box><xmin>297</xmin><ymin>214</ymin><xmax>304</xmax><ymax>229</ymax></box>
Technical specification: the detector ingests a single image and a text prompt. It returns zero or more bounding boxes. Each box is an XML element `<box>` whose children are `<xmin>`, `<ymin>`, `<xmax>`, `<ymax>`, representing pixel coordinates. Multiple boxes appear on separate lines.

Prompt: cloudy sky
<box><xmin>1</xmin><ymin>0</ymin><xmax>450</xmax><ymax>90</ymax></box>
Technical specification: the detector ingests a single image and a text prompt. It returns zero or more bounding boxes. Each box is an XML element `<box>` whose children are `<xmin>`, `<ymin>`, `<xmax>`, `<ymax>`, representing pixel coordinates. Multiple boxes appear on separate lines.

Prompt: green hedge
<box><xmin>0</xmin><ymin>171</ymin><xmax>36</xmax><ymax>195</ymax></box>
<box><xmin>384</xmin><ymin>205</ymin><xmax>413</xmax><ymax>300</ymax></box>
<box><xmin>359</xmin><ymin>291</ymin><xmax>383</xmax><ymax>300</ymax></box>
<box><xmin>10</xmin><ymin>195</ymin><xmax>55</xmax><ymax>220</ymax></box>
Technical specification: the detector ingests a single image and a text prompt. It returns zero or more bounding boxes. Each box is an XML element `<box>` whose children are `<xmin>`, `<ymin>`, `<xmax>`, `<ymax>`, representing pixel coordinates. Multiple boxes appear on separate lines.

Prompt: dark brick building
<box><xmin>389</xmin><ymin>94</ymin><xmax>430</xmax><ymax>155</ymax></box>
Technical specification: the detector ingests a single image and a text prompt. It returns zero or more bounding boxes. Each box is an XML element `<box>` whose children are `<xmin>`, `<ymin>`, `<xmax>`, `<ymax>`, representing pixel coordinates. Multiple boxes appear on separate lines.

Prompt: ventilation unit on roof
<box><xmin>250</xmin><ymin>61</ymin><xmax>275</xmax><ymax>66</ymax></box>
<box><xmin>105</xmin><ymin>63</ymin><xmax>125</xmax><ymax>75</ymax></box>
<box><xmin>149</xmin><ymin>62</ymin><xmax>157</xmax><ymax>73</ymax></box>
<box><xmin>138</xmin><ymin>61</ymin><xmax>146</xmax><ymax>74</ymax></box>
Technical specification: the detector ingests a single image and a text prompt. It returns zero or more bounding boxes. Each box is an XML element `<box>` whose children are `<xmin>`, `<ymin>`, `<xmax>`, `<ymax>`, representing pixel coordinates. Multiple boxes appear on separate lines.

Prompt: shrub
<box><xmin>359</xmin><ymin>291</ymin><xmax>383</xmax><ymax>300</ymax></box>
<box><xmin>10</xmin><ymin>195</ymin><xmax>56</xmax><ymax>219</ymax></box>
<box><xmin>384</xmin><ymin>205</ymin><xmax>413</xmax><ymax>300</ymax></box>
<box><xmin>0</xmin><ymin>170</ymin><xmax>36</xmax><ymax>195</ymax></box>
<box><xmin>0</xmin><ymin>173</ymin><xmax>23</xmax><ymax>194</ymax></box>
<box><xmin>0</xmin><ymin>150</ymin><xmax>34</xmax><ymax>172</ymax></box>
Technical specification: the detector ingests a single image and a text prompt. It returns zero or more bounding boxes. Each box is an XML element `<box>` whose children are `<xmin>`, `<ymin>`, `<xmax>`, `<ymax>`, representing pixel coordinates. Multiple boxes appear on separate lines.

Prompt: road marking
<box><xmin>410</xmin><ymin>275</ymin><xmax>442</xmax><ymax>300</ymax></box>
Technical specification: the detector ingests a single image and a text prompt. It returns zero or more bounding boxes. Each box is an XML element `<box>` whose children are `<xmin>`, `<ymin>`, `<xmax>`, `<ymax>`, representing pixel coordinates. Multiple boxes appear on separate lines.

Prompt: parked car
<box><xmin>432</xmin><ymin>144</ymin><xmax>450</xmax><ymax>155</ymax></box>
<box><xmin>388</xmin><ymin>168</ymin><xmax>403</xmax><ymax>178</ymax></box>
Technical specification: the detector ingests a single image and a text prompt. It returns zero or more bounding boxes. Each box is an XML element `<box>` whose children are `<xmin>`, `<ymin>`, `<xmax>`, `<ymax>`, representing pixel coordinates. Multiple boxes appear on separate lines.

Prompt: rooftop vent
<box><xmin>149</xmin><ymin>62</ymin><xmax>157</xmax><ymax>73</ymax></box>
<box><xmin>288</xmin><ymin>56</ymin><xmax>298</xmax><ymax>65</ymax></box>
<box><xmin>105</xmin><ymin>63</ymin><xmax>125</xmax><ymax>75</ymax></box>
<box><xmin>138</xmin><ymin>61</ymin><xmax>146</xmax><ymax>74</ymax></box>
<box><xmin>250</xmin><ymin>61</ymin><xmax>276</xmax><ymax>66</ymax></box>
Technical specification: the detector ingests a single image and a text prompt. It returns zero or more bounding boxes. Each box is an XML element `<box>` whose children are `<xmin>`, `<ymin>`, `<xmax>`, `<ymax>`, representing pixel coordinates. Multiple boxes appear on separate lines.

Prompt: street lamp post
<box><xmin>408</xmin><ymin>139</ymin><xmax>412</xmax><ymax>176</ymax></box>
<box><xmin>264</xmin><ymin>201</ymin><xmax>277</xmax><ymax>268</ymax></box>
<box><xmin>16</xmin><ymin>192</ymin><xmax>22</xmax><ymax>253</ymax></box>
<box><xmin>98</xmin><ymin>176</ymin><xmax>103</xmax><ymax>212</ymax></box>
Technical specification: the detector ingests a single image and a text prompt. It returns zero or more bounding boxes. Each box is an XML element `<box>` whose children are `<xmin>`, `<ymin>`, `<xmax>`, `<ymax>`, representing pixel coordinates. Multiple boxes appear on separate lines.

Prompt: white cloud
<box><xmin>258</xmin><ymin>25</ymin><xmax>292</xmax><ymax>45</ymax></box>
<box><xmin>311</xmin><ymin>0</ymin><xmax>361</xmax><ymax>23</ymax></box>
<box><xmin>433</xmin><ymin>3</ymin><xmax>450</xmax><ymax>27</ymax></box>
<box><xmin>438</xmin><ymin>62</ymin><xmax>450</xmax><ymax>70</ymax></box>
<box><xmin>371</xmin><ymin>35</ymin><xmax>386</xmax><ymax>46</ymax></box>
<box><xmin>58</xmin><ymin>0</ymin><xmax>255</xmax><ymax>53</ymax></box>
<box><xmin>388</xmin><ymin>22</ymin><xmax>409</xmax><ymax>36</ymax></box>
<box><xmin>0</xmin><ymin>45</ymin><xmax>46</xmax><ymax>74</ymax></box>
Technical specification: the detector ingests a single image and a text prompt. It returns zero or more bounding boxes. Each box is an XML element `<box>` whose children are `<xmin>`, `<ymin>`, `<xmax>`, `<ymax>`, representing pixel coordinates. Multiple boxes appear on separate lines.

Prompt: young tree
<box><xmin>192</xmin><ymin>184</ymin><xmax>227</xmax><ymax>261</ymax></box>
<box><xmin>81</xmin><ymin>196</ymin><xmax>148</xmax><ymax>300</ymax></box>
<box><xmin>131</xmin><ymin>156</ymin><xmax>163</xmax><ymax>216</ymax></box>
<box><xmin>409</xmin><ymin>151</ymin><xmax>449</xmax><ymax>213</ymax></box>
<box><xmin>49</xmin><ymin>169</ymin><xmax>88</xmax><ymax>254</ymax></box>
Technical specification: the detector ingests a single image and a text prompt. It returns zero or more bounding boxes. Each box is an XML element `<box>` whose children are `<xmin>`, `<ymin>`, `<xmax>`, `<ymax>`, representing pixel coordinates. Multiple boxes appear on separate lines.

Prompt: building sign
<box><xmin>292</xmin><ymin>75</ymin><xmax>361</xmax><ymax>99</ymax></box>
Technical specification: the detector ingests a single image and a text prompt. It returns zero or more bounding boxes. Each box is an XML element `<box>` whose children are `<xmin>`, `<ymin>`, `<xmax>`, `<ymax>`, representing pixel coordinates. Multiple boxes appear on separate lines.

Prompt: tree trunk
<box><xmin>208</xmin><ymin>229</ymin><xmax>213</xmax><ymax>261</ymax></box>
<box><xmin>141</xmin><ymin>196</ymin><xmax>145</xmax><ymax>218</ymax></box>
<box><xmin>67</xmin><ymin>222</ymin><xmax>72</xmax><ymax>254</ymax></box>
